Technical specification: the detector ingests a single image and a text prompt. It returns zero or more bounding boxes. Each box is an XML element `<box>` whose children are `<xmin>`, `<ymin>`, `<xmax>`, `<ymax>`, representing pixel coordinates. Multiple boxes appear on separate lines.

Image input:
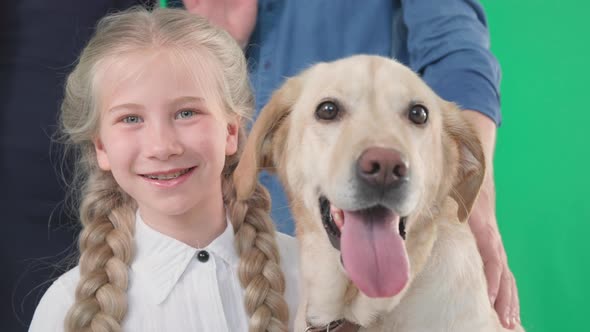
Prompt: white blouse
<box><xmin>29</xmin><ymin>212</ymin><xmax>300</xmax><ymax>332</ymax></box>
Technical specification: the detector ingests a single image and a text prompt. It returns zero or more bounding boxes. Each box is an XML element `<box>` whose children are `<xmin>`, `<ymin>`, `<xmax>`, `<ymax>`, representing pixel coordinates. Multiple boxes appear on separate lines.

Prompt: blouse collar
<box><xmin>131</xmin><ymin>210</ymin><xmax>239</xmax><ymax>304</ymax></box>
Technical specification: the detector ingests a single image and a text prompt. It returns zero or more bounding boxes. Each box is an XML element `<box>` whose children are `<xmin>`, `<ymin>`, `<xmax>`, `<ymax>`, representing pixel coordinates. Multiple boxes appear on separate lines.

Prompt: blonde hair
<box><xmin>61</xmin><ymin>7</ymin><xmax>288</xmax><ymax>332</ymax></box>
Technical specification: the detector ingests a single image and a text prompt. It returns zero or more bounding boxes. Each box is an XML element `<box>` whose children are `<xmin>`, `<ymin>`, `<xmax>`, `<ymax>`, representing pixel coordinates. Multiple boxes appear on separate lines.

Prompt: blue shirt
<box><xmin>246</xmin><ymin>0</ymin><xmax>501</xmax><ymax>235</ymax></box>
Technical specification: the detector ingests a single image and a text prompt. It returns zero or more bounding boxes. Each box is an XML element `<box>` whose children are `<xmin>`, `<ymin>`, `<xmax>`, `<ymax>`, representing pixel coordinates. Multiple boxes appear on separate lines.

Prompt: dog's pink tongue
<box><xmin>341</xmin><ymin>209</ymin><xmax>409</xmax><ymax>298</ymax></box>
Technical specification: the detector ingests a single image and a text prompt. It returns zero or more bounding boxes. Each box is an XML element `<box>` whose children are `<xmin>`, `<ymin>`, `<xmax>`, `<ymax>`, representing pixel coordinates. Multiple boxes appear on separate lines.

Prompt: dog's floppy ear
<box><xmin>442</xmin><ymin>102</ymin><xmax>487</xmax><ymax>222</ymax></box>
<box><xmin>233</xmin><ymin>76</ymin><xmax>302</xmax><ymax>200</ymax></box>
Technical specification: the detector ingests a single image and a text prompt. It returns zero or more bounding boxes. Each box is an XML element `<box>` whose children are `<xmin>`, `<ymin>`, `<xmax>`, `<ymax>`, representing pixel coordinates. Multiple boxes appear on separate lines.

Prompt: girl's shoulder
<box><xmin>275</xmin><ymin>231</ymin><xmax>298</xmax><ymax>246</ymax></box>
<box><xmin>275</xmin><ymin>231</ymin><xmax>299</xmax><ymax>266</ymax></box>
<box><xmin>274</xmin><ymin>231</ymin><xmax>300</xmax><ymax>328</ymax></box>
<box><xmin>29</xmin><ymin>266</ymin><xmax>80</xmax><ymax>332</ymax></box>
<box><xmin>54</xmin><ymin>265</ymin><xmax>81</xmax><ymax>290</ymax></box>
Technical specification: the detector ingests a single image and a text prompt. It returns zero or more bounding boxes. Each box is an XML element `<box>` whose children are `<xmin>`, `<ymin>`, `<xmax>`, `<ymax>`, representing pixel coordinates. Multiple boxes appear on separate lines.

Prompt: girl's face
<box><xmin>93</xmin><ymin>51</ymin><xmax>238</xmax><ymax>221</ymax></box>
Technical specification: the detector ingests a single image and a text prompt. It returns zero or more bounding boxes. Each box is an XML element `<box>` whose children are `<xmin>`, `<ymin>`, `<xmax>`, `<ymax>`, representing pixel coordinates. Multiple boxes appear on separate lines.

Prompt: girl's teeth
<box><xmin>146</xmin><ymin>168</ymin><xmax>190</xmax><ymax>180</ymax></box>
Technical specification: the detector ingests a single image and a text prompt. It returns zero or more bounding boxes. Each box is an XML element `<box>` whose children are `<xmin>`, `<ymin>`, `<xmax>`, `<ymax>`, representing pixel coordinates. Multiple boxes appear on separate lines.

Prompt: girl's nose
<box><xmin>144</xmin><ymin>123</ymin><xmax>183</xmax><ymax>160</ymax></box>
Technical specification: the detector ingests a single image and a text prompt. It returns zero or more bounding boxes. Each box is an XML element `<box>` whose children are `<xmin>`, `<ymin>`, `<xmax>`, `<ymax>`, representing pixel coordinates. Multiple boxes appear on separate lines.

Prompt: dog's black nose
<box><xmin>357</xmin><ymin>147</ymin><xmax>409</xmax><ymax>188</ymax></box>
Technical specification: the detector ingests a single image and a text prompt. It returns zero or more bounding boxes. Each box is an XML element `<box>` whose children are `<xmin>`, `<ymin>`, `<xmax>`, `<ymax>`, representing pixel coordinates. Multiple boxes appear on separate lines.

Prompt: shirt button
<box><xmin>197</xmin><ymin>250</ymin><xmax>210</xmax><ymax>263</ymax></box>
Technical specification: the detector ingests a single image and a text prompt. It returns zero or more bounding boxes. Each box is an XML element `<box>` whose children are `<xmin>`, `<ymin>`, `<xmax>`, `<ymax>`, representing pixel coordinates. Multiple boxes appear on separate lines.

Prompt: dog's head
<box><xmin>235</xmin><ymin>55</ymin><xmax>485</xmax><ymax>303</ymax></box>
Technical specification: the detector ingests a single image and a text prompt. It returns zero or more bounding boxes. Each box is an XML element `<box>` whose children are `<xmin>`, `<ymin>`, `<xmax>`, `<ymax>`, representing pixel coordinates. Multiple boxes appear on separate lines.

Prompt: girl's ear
<box><xmin>93</xmin><ymin>137</ymin><xmax>112</xmax><ymax>171</ymax></box>
<box><xmin>225</xmin><ymin>119</ymin><xmax>239</xmax><ymax>156</ymax></box>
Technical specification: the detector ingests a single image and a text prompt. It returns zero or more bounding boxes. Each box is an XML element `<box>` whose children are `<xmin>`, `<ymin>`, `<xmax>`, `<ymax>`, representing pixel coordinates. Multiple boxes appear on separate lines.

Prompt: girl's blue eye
<box><xmin>122</xmin><ymin>115</ymin><xmax>142</xmax><ymax>124</ymax></box>
<box><xmin>176</xmin><ymin>110</ymin><xmax>197</xmax><ymax>119</ymax></box>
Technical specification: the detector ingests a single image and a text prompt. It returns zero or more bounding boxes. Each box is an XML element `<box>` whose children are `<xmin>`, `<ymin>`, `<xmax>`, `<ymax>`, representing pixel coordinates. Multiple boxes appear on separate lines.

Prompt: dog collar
<box><xmin>305</xmin><ymin>319</ymin><xmax>361</xmax><ymax>332</ymax></box>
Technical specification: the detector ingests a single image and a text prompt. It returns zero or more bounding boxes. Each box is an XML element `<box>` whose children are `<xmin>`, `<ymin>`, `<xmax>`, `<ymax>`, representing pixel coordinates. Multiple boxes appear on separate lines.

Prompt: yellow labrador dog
<box><xmin>234</xmin><ymin>55</ymin><xmax>524</xmax><ymax>332</ymax></box>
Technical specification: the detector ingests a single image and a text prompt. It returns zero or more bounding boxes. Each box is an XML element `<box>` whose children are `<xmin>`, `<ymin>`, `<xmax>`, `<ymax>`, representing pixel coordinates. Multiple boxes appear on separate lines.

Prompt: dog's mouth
<box><xmin>318</xmin><ymin>195</ymin><xmax>410</xmax><ymax>298</ymax></box>
<box><xmin>319</xmin><ymin>196</ymin><xmax>407</xmax><ymax>247</ymax></box>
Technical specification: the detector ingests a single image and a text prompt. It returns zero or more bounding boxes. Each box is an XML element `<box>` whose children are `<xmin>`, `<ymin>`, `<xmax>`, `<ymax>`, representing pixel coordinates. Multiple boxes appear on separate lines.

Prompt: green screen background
<box><xmin>481</xmin><ymin>1</ymin><xmax>589</xmax><ymax>331</ymax></box>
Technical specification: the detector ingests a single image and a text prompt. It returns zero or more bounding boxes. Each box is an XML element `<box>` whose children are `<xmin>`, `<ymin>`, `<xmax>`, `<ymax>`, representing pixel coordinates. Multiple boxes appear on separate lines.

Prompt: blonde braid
<box><xmin>224</xmin><ymin>138</ymin><xmax>290</xmax><ymax>332</ymax></box>
<box><xmin>65</xmin><ymin>171</ymin><xmax>136</xmax><ymax>332</ymax></box>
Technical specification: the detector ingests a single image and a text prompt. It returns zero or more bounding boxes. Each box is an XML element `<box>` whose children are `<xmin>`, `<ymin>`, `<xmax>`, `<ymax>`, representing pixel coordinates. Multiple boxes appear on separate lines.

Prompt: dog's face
<box><xmin>235</xmin><ymin>55</ymin><xmax>485</xmax><ymax>306</ymax></box>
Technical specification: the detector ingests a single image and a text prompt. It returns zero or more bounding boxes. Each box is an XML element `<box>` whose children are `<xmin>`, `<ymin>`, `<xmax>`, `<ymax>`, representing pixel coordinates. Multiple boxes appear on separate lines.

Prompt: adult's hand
<box><xmin>463</xmin><ymin>110</ymin><xmax>521</xmax><ymax>329</ymax></box>
<box><xmin>183</xmin><ymin>0</ymin><xmax>257</xmax><ymax>49</ymax></box>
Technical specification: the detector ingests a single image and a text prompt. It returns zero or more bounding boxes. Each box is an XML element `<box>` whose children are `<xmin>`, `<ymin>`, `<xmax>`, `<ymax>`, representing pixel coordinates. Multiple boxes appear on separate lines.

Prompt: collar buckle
<box><xmin>304</xmin><ymin>319</ymin><xmax>360</xmax><ymax>332</ymax></box>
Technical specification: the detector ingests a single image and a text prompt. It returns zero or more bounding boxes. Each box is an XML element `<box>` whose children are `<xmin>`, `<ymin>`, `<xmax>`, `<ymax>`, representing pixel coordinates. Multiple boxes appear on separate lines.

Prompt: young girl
<box><xmin>29</xmin><ymin>7</ymin><xmax>298</xmax><ymax>332</ymax></box>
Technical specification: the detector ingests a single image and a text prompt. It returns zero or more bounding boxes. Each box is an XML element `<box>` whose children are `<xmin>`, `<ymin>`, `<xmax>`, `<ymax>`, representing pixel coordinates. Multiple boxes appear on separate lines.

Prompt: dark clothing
<box><xmin>0</xmin><ymin>1</ymin><xmax>145</xmax><ymax>330</ymax></box>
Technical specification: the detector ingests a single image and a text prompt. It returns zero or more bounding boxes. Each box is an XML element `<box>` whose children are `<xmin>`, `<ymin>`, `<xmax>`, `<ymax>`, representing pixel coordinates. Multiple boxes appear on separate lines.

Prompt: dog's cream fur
<box><xmin>234</xmin><ymin>55</ymin><xmax>524</xmax><ymax>332</ymax></box>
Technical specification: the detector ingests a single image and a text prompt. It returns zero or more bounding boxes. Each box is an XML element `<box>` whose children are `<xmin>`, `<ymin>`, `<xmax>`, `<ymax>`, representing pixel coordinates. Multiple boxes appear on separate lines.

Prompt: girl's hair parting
<box><xmin>60</xmin><ymin>6</ymin><xmax>288</xmax><ymax>332</ymax></box>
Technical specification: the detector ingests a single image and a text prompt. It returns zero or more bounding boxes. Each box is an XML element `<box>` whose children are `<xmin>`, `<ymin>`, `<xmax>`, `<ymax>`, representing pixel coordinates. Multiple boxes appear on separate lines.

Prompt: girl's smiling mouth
<box><xmin>140</xmin><ymin>167</ymin><xmax>197</xmax><ymax>186</ymax></box>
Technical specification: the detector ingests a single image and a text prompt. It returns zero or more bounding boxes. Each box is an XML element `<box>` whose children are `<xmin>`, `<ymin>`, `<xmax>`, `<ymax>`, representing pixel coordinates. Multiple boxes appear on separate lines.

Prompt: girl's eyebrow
<box><xmin>170</xmin><ymin>96</ymin><xmax>205</xmax><ymax>107</ymax></box>
<box><xmin>108</xmin><ymin>103</ymin><xmax>143</xmax><ymax>114</ymax></box>
<box><xmin>107</xmin><ymin>96</ymin><xmax>205</xmax><ymax>114</ymax></box>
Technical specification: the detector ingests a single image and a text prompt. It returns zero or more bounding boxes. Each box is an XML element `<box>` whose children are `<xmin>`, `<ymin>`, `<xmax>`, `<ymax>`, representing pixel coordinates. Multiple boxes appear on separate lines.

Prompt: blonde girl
<box><xmin>29</xmin><ymin>7</ymin><xmax>298</xmax><ymax>332</ymax></box>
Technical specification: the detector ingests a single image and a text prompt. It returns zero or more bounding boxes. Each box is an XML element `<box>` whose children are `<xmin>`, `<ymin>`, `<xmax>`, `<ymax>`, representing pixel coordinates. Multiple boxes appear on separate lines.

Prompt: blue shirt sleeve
<box><xmin>399</xmin><ymin>0</ymin><xmax>502</xmax><ymax>125</ymax></box>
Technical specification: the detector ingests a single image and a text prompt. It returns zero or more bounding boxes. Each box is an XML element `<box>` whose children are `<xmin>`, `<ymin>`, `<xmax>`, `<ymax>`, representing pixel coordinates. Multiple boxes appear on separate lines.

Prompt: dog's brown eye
<box><xmin>408</xmin><ymin>105</ymin><xmax>428</xmax><ymax>125</ymax></box>
<box><xmin>315</xmin><ymin>101</ymin><xmax>340</xmax><ymax>121</ymax></box>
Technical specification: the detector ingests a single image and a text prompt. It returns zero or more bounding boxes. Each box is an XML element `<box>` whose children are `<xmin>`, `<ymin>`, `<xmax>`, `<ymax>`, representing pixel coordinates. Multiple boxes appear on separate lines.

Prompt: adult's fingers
<box><xmin>484</xmin><ymin>256</ymin><xmax>502</xmax><ymax>305</ymax></box>
<box><xmin>495</xmin><ymin>268</ymin><xmax>515</xmax><ymax>329</ymax></box>
<box><xmin>511</xmin><ymin>271</ymin><xmax>521</xmax><ymax>326</ymax></box>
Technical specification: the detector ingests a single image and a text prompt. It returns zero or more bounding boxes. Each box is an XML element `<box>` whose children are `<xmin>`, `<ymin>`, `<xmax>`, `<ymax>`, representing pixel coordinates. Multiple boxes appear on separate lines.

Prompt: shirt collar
<box><xmin>131</xmin><ymin>210</ymin><xmax>239</xmax><ymax>304</ymax></box>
